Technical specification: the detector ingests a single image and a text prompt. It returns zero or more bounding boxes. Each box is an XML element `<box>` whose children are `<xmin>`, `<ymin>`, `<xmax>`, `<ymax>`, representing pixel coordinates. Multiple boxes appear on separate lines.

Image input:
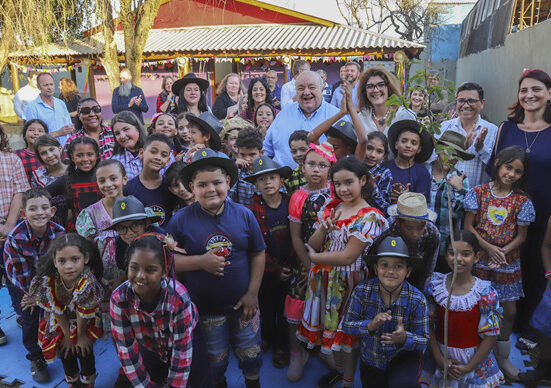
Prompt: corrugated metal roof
<box><xmin>11</xmin><ymin>23</ymin><xmax>423</xmax><ymax>59</ymax></box>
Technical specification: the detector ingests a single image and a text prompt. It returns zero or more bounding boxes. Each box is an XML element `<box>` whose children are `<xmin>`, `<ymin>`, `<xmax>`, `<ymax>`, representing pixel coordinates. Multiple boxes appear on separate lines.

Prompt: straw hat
<box><xmin>387</xmin><ymin>192</ymin><xmax>437</xmax><ymax>222</ymax></box>
<box><xmin>436</xmin><ymin>130</ymin><xmax>475</xmax><ymax>161</ymax></box>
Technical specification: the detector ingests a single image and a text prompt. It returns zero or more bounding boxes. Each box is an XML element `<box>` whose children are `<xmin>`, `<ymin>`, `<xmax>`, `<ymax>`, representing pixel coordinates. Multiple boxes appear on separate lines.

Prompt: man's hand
<box><xmin>380</xmin><ymin>317</ymin><xmax>406</xmax><ymax>345</ymax></box>
<box><xmin>201</xmin><ymin>247</ymin><xmax>229</xmax><ymax>276</ymax></box>
<box><xmin>474</xmin><ymin>127</ymin><xmax>488</xmax><ymax>152</ymax></box>
<box><xmin>128</xmin><ymin>96</ymin><xmax>137</xmax><ymax>108</ymax></box>
<box><xmin>233</xmin><ymin>291</ymin><xmax>258</xmax><ymax>321</ymax></box>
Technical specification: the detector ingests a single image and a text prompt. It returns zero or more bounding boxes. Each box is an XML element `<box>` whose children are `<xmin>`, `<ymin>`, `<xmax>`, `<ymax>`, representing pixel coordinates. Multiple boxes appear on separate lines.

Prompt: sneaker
<box><xmin>516</xmin><ymin>336</ymin><xmax>538</xmax><ymax>351</ymax></box>
<box><xmin>287</xmin><ymin>349</ymin><xmax>310</xmax><ymax>382</ymax></box>
<box><xmin>114</xmin><ymin>367</ymin><xmax>132</xmax><ymax>388</ymax></box>
<box><xmin>0</xmin><ymin>327</ymin><xmax>7</xmax><ymax>345</ymax></box>
<box><xmin>30</xmin><ymin>359</ymin><xmax>50</xmax><ymax>383</ymax></box>
<box><xmin>273</xmin><ymin>346</ymin><xmax>290</xmax><ymax>368</ymax></box>
<box><xmin>317</xmin><ymin>370</ymin><xmax>343</xmax><ymax>388</ymax></box>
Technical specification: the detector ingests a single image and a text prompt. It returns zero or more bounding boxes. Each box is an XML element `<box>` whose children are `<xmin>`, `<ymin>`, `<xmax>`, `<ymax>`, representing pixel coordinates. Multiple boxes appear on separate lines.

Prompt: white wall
<box><xmin>456</xmin><ymin>18</ymin><xmax>551</xmax><ymax>123</ymax></box>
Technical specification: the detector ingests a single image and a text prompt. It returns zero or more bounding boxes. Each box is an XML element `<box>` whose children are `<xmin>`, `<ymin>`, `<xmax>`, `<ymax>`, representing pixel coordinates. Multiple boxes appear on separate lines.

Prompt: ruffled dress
<box><xmin>76</xmin><ymin>200</ymin><xmax>125</xmax><ymax>331</ymax></box>
<box><xmin>297</xmin><ymin>198</ymin><xmax>387</xmax><ymax>353</ymax></box>
<box><xmin>29</xmin><ymin>267</ymin><xmax>104</xmax><ymax>362</ymax></box>
<box><xmin>285</xmin><ymin>186</ymin><xmax>332</xmax><ymax>324</ymax></box>
<box><xmin>464</xmin><ymin>184</ymin><xmax>535</xmax><ymax>302</ymax></box>
<box><xmin>420</xmin><ymin>272</ymin><xmax>505</xmax><ymax>388</ymax></box>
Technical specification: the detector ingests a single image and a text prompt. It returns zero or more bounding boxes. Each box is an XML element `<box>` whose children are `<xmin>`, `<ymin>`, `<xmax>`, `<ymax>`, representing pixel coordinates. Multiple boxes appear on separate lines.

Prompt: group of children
<box><xmin>0</xmin><ymin>94</ymin><xmax>547</xmax><ymax>388</ymax></box>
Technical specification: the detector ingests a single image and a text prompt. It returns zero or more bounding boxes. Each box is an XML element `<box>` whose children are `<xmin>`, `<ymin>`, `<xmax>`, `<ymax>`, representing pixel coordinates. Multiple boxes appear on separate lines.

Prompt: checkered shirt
<box><xmin>65</xmin><ymin>124</ymin><xmax>115</xmax><ymax>159</ymax></box>
<box><xmin>110</xmin><ymin>279</ymin><xmax>198</xmax><ymax>388</ymax></box>
<box><xmin>343</xmin><ymin>278</ymin><xmax>429</xmax><ymax>370</ymax></box>
<box><xmin>284</xmin><ymin>166</ymin><xmax>307</xmax><ymax>195</ymax></box>
<box><xmin>0</xmin><ymin>152</ymin><xmax>31</xmax><ymax>224</ymax></box>
<box><xmin>368</xmin><ymin>162</ymin><xmax>392</xmax><ymax>215</ymax></box>
<box><xmin>3</xmin><ymin>220</ymin><xmax>65</xmax><ymax>292</ymax></box>
<box><xmin>14</xmin><ymin>148</ymin><xmax>42</xmax><ymax>185</ymax></box>
<box><xmin>229</xmin><ymin>168</ymin><xmax>257</xmax><ymax>206</ymax></box>
<box><xmin>112</xmin><ymin>150</ymin><xmax>143</xmax><ymax>180</ymax></box>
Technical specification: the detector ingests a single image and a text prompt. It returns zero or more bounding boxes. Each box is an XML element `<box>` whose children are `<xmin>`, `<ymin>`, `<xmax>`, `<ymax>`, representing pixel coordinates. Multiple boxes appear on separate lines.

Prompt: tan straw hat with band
<box><xmin>387</xmin><ymin>192</ymin><xmax>437</xmax><ymax>222</ymax></box>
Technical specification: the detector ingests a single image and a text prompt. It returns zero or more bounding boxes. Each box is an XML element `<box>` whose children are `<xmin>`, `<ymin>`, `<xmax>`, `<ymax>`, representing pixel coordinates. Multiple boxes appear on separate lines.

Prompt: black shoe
<box><xmin>519</xmin><ymin>361</ymin><xmax>551</xmax><ymax>384</ymax></box>
<box><xmin>272</xmin><ymin>346</ymin><xmax>290</xmax><ymax>368</ymax></box>
<box><xmin>0</xmin><ymin>327</ymin><xmax>6</xmax><ymax>345</ymax></box>
<box><xmin>30</xmin><ymin>359</ymin><xmax>50</xmax><ymax>383</ymax></box>
<box><xmin>317</xmin><ymin>370</ymin><xmax>343</xmax><ymax>388</ymax></box>
<box><xmin>245</xmin><ymin>378</ymin><xmax>260</xmax><ymax>388</ymax></box>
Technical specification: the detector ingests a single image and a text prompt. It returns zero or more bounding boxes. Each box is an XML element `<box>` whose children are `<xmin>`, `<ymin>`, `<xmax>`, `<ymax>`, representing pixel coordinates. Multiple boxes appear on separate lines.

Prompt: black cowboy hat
<box><xmin>180</xmin><ymin>148</ymin><xmax>238</xmax><ymax>190</ymax></box>
<box><xmin>106</xmin><ymin>196</ymin><xmax>161</xmax><ymax>230</ymax></box>
<box><xmin>186</xmin><ymin>111</ymin><xmax>223</xmax><ymax>151</ymax></box>
<box><xmin>243</xmin><ymin>156</ymin><xmax>293</xmax><ymax>183</ymax></box>
<box><xmin>326</xmin><ymin>119</ymin><xmax>358</xmax><ymax>147</ymax></box>
<box><xmin>366</xmin><ymin>236</ymin><xmax>422</xmax><ymax>268</ymax></box>
<box><xmin>387</xmin><ymin>120</ymin><xmax>434</xmax><ymax>163</ymax></box>
<box><xmin>172</xmin><ymin>73</ymin><xmax>210</xmax><ymax>96</ymax></box>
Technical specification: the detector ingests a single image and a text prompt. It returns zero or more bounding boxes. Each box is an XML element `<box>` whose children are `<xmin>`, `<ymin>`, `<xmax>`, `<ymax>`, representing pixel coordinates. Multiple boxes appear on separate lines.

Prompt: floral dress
<box><xmin>420</xmin><ymin>272</ymin><xmax>505</xmax><ymax>388</ymax></box>
<box><xmin>29</xmin><ymin>267</ymin><xmax>103</xmax><ymax>362</ymax></box>
<box><xmin>297</xmin><ymin>198</ymin><xmax>387</xmax><ymax>353</ymax></box>
<box><xmin>30</xmin><ymin>166</ymin><xmax>67</xmax><ymax>226</ymax></box>
<box><xmin>285</xmin><ymin>186</ymin><xmax>332</xmax><ymax>324</ymax></box>
<box><xmin>464</xmin><ymin>183</ymin><xmax>535</xmax><ymax>301</ymax></box>
<box><xmin>76</xmin><ymin>199</ymin><xmax>125</xmax><ymax>331</ymax></box>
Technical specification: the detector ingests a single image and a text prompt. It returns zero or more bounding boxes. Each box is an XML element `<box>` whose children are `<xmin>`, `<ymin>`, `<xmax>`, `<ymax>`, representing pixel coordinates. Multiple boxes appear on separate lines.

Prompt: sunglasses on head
<box><xmin>79</xmin><ymin>106</ymin><xmax>101</xmax><ymax>115</ymax></box>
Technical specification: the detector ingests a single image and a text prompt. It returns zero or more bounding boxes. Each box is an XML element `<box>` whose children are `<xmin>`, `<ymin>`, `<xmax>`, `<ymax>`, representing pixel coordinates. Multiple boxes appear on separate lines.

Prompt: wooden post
<box><xmin>211</xmin><ymin>59</ymin><xmax>216</xmax><ymax>101</ymax></box>
<box><xmin>87</xmin><ymin>64</ymin><xmax>97</xmax><ymax>99</ymax></box>
<box><xmin>10</xmin><ymin>63</ymin><xmax>20</xmax><ymax>93</ymax></box>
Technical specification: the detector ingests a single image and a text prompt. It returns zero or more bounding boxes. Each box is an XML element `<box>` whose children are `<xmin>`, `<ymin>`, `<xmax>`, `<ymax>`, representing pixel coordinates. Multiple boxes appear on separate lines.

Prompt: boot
<box><xmin>494</xmin><ymin>339</ymin><xmax>520</xmax><ymax>381</ymax></box>
<box><xmin>65</xmin><ymin>373</ymin><xmax>80</xmax><ymax>388</ymax></box>
<box><xmin>80</xmin><ymin>372</ymin><xmax>96</xmax><ymax>388</ymax></box>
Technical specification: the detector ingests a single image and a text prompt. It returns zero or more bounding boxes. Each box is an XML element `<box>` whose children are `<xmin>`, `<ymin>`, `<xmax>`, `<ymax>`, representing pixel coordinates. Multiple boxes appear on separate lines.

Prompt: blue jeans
<box><xmin>10</xmin><ymin>286</ymin><xmax>43</xmax><ymax>361</ymax></box>
<box><xmin>200</xmin><ymin>309</ymin><xmax>262</xmax><ymax>382</ymax></box>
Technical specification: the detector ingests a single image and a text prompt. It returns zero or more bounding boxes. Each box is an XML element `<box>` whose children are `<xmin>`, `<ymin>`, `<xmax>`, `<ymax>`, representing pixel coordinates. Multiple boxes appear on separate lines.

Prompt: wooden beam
<box><xmin>10</xmin><ymin>63</ymin><xmax>20</xmax><ymax>93</ymax></box>
<box><xmin>87</xmin><ymin>64</ymin><xmax>97</xmax><ymax>99</ymax></box>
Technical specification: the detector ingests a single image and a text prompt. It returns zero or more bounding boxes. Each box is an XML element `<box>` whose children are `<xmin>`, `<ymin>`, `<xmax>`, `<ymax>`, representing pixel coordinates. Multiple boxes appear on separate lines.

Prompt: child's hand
<box><xmin>367</xmin><ymin>310</ymin><xmax>392</xmax><ymax>332</ymax></box>
<box><xmin>21</xmin><ymin>294</ymin><xmax>37</xmax><ymax>313</ymax></box>
<box><xmin>321</xmin><ymin>208</ymin><xmax>341</xmax><ymax>232</ymax></box>
<box><xmin>485</xmin><ymin>244</ymin><xmax>507</xmax><ymax>268</ymax></box>
<box><xmin>233</xmin><ymin>291</ymin><xmax>258</xmax><ymax>321</ymax></box>
<box><xmin>201</xmin><ymin>247</ymin><xmax>229</xmax><ymax>276</ymax></box>
<box><xmin>380</xmin><ymin>316</ymin><xmax>406</xmax><ymax>345</ymax></box>
<box><xmin>280</xmin><ymin>266</ymin><xmax>292</xmax><ymax>282</ymax></box>
<box><xmin>60</xmin><ymin>335</ymin><xmax>74</xmax><ymax>358</ymax></box>
<box><xmin>371</xmin><ymin>174</ymin><xmax>381</xmax><ymax>190</ymax></box>
<box><xmin>75</xmin><ymin>334</ymin><xmax>92</xmax><ymax>357</ymax></box>
<box><xmin>235</xmin><ymin>158</ymin><xmax>249</xmax><ymax>169</ymax></box>
<box><xmin>304</xmin><ymin>243</ymin><xmax>319</xmax><ymax>262</ymax></box>
<box><xmin>174</xmin><ymin>151</ymin><xmax>186</xmax><ymax>162</ymax></box>
<box><xmin>447</xmin><ymin>173</ymin><xmax>466</xmax><ymax>191</ymax></box>
<box><xmin>390</xmin><ymin>183</ymin><xmax>410</xmax><ymax>203</ymax></box>
<box><xmin>447</xmin><ymin>359</ymin><xmax>469</xmax><ymax>380</ymax></box>
<box><xmin>185</xmin><ymin>144</ymin><xmax>205</xmax><ymax>161</ymax></box>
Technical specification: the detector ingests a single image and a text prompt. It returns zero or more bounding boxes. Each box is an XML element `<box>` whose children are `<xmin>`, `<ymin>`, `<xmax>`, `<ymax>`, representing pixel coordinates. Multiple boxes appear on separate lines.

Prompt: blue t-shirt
<box><xmin>124</xmin><ymin>176</ymin><xmax>177</xmax><ymax>227</ymax></box>
<box><xmin>166</xmin><ymin>199</ymin><xmax>266</xmax><ymax>315</ymax></box>
<box><xmin>385</xmin><ymin>159</ymin><xmax>431</xmax><ymax>204</ymax></box>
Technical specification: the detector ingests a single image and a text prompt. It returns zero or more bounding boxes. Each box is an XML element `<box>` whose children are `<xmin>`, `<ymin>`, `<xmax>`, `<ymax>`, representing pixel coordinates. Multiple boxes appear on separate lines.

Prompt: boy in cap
<box><xmin>245</xmin><ymin>156</ymin><xmax>293</xmax><ymax>368</ymax></box>
<box><xmin>371</xmin><ymin>192</ymin><xmax>440</xmax><ymax>291</ymax></box>
<box><xmin>343</xmin><ymin>236</ymin><xmax>429</xmax><ymax>388</ymax></box>
<box><xmin>186</xmin><ymin>111</ymin><xmax>224</xmax><ymax>153</ymax></box>
<box><xmin>166</xmin><ymin>148</ymin><xmax>266</xmax><ymax>388</ymax></box>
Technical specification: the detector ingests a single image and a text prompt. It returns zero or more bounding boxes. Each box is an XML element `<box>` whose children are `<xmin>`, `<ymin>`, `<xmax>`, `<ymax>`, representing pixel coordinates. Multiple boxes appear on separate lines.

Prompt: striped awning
<box><xmin>10</xmin><ymin>23</ymin><xmax>423</xmax><ymax>59</ymax></box>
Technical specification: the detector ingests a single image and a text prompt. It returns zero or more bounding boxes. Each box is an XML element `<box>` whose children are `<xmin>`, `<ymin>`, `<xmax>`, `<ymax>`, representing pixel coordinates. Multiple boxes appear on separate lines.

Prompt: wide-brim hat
<box><xmin>366</xmin><ymin>236</ymin><xmax>422</xmax><ymax>268</ymax></box>
<box><xmin>436</xmin><ymin>130</ymin><xmax>475</xmax><ymax>161</ymax></box>
<box><xmin>327</xmin><ymin>119</ymin><xmax>358</xmax><ymax>147</ymax></box>
<box><xmin>172</xmin><ymin>73</ymin><xmax>210</xmax><ymax>96</ymax></box>
<box><xmin>106</xmin><ymin>196</ymin><xmax>161</xmax><ymax>230</ymax></box>
<box><xmin>244</xmin><ymin>156</ymin><xmax>293</xmax><ymax>183</ymax></box>
<box><xmin>388</xmin><ymin>120</ymin><xmax>434</xmax><ymax>163</ymax></box>
<box><xmin>186</xmin><ymin>111</ymin><xmax>223</xmax><ymax>151</ymax></box>
<box><xmin>387</xmin><ymin>192</ymin><xmax>437</xmax><ymax>222</ymax></box>
<box><xmin>180</xmin><ymin>148</ymin><xmax>238</xmax><ymax>190</ymax></box>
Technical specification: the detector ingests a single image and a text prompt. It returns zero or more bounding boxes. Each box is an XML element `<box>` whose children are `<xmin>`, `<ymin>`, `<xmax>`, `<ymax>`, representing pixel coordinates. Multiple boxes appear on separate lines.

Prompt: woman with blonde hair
<box><xmin>59</xmin><ymin>77</ymin><xmax>81</xmax><ymax>125</ymax></box>
<box><xmin>357</xmin><ymin>66</ymin><xmax>413</xmax><ymax>134</ymax></box>
<box><xmin>213</xmin><ymin>73</ymin><xmax>245</xmax><ymax>119</ymax></box>
<box><xmin>157</xmin><ymin>75</ymin><xmax>178</xmax><ymax>114</ymax></box>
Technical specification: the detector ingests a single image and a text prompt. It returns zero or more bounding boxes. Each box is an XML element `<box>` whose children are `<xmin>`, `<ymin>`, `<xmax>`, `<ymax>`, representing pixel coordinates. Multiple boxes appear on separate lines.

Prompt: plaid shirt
<box><xmin>3</xmin><ymin>220</ymin><xmax>65</xmax><ymax>292</ymax></box>
<box><xmin>14</xmin><ymin>148</ymin><xmax>41</xmax><ymax>185</ymax></box>
<box><xmin>0</xmin><ymin>152</ymin><xmax>31</xmax><ymax>224</ymax></box>
<box><xmin>343</xmin><ymin>278</ymin><xmax>429</xmax><ymax>370</ymax></box>
<box><xmin>284</xmin><ymin>166</ymin><xmax>307</xmax><ymax>195</ymax></box>
<box><xmin>248</xmin><ymin>192</ymin><xmax>293</xmax><ymax>273</ymax></box>
<box><xmin>368</xmin><ymin>162</ymin><xmax>392</xmax><ymax>215</ymax></box>
<box><xmin>65</xmin><ymin>124</ymin><xmax>115</xmax><ymax>159</ymax></box>
<box><xmin>229</xmin><ymin>168</ymin><xmax>257</xmax><ymax>206</ymax></box>
<box><xmin>112</xmin><ymin>150</ymin><xmax>143</xmax><ymax>180</ymax></box>
<box><xmin>110</xmin><ymin>279</ymin><xmax>198</xmax><ymax>388</ymax></box>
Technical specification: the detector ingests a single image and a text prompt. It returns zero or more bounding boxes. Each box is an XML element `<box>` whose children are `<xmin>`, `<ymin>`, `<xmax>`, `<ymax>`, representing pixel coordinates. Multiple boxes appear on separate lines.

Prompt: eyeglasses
<box><xmin>305</xmin><ymin>161</ymin><xmax>330</xmax><ymax>170</ymax></box>
<box><xmin>113</xmin><ymin>222</ymin><xmax>145</xmax><ymax>234</ymax></box>
<box><xmin>456</xmin><ymin>98</ymin><xmax>480</xmax><ymax>106</ymax></box>
<box><xmin>365</xmin><ymin>81</ymin><xmax>387</xmax><ymax>91</ymax></box>
<box><xmin>79</xmin><ymin>106</ymin><xmax>101</xmax><ymax>115</ymax></box>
